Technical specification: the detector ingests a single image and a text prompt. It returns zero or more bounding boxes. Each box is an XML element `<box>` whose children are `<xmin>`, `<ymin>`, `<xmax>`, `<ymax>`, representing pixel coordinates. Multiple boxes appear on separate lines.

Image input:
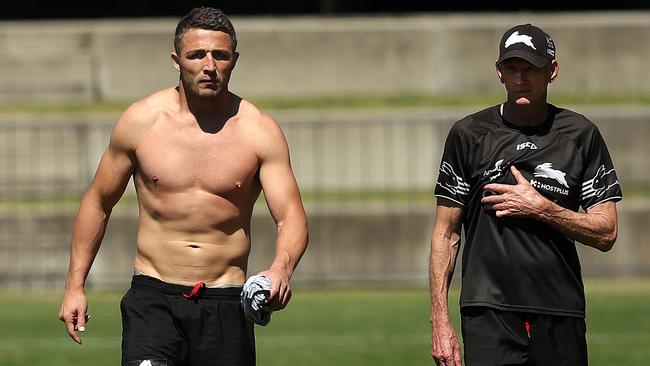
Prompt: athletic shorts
<box><xmin>461</xmin><ymin>306</ymin><xmax>587</xmax><ymax>366</ymax></box>
<box><xmin>120</xmin><ymin>275</ymin><xmax>255</xmax><ymax>366</ymax></box>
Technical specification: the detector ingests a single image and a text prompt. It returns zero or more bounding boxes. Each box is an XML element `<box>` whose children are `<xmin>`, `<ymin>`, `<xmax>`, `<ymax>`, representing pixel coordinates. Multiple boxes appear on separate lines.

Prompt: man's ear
<box><xmin>549</xmin><ymin>59</ymin><xmax>559</xmax><ymax>83</ymax></box>
<box><xmin>171</xmin><ymin>52</ymin><xmax>181</xmax><ymax>72</ymax></box>
<box><xmin>496</xmin><ymin>67</ymin><xmax>504</xmax><ymax>83</ymax></box>
<box><xmin>231</xmin><ymin>51</ymin><xmax>240</xmax><ymax>71</ymax></box>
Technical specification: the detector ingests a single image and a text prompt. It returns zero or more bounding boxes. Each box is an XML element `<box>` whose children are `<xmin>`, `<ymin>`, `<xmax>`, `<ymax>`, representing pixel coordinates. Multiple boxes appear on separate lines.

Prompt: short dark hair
<box><xmin>174</xmin><ymin>7</ymin><xmax>237</xmax><ymax>53</ymax></box>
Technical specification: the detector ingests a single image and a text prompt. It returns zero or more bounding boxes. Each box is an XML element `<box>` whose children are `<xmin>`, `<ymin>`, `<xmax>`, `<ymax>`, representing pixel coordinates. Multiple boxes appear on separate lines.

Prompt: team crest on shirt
<box><xmin>581</xmin><ymin>165</ymin><xmax>619</xmax><ymax>199</ymax></box>
<box><xmin>531</xmin><ymin>163</ymin><xmax>570</xmax><ymax>195</ymax></box>
<box><xmin>437</xmin><ymin>161</ymin><xmax>470</xmax><ymax>196</ymax></box>
<box><xmin>534</xmin><ymin>163</ymin><xmax>568</xmax><ymax>188</ymax></box>
<box><xmin>483</xmin><ymin>159</ymin><xmax>508</xmax><ymax>181</ymax></box>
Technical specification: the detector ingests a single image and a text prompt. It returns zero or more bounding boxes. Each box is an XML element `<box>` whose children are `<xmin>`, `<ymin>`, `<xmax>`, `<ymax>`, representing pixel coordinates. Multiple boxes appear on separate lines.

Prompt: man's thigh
<box><xmin>121</xmin><ymin>287</ymin><xmax>187</xmax><ymax>366</ymax></box>
<box><xmin>177</xmin><ymin>294</ymin><xmax>255</xmax><ymax>366</ymax></box>
<box><xmin>528</xmin><ymin>314</ymin><xmax>587</xmax><ymax>366</ymax></box>
<box><xmin>461</xmin><ymin>307</ymin><xmax>531</xmax><ymax>366</ymax></box>
<box><xmin>461</xmin><ymin>307</ymin><xmax>588</xmax><ymax>366</ymax></box>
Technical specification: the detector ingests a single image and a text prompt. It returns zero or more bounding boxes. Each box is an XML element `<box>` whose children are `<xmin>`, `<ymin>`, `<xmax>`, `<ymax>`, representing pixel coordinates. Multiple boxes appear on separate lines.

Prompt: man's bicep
<box><xmin>89</xmin><ymin>106</ymin><xmax>144</xmax><ymax>197</ymax></box>
<box><xmin>88</xmin><ymin>147</ymin><xmax>133</xmax><ymax>205</ymax></box>
<box><xmin>86</xmin><ymin>121</ymin><xmax>136</xmax><ymax>206</ymax></box>
<box><xmin>433</xmin><ymin>198</ymin><xmax>464</xmax><ymax>234</ymax></box>
<box><xmin>259</xmin><ymin>151</ymin><xmax>303</xmax><ymax>223</ymax></box>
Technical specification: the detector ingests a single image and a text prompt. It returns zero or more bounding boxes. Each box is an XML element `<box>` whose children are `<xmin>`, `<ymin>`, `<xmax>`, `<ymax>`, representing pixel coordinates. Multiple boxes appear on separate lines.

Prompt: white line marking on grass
<box><xmin>0</xmin><ymin>332</ymin><xmax>647</xmax><ymax>349</ymax></box>
<box><xmin>0</xmin><ymin>336</ymin><xmax>120</xmax><ymax>349</ymax></box>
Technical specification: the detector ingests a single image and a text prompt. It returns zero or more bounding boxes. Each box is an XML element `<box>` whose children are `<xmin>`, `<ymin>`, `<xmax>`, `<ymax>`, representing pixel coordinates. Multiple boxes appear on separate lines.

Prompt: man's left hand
<box><xmin>481</xmin><ymin>166</ymin><xmax>548</xmax><ymax>219</ymax></box>
<box><xmin>257</xmin><ymin>268</ymin><xmax>292</xmax><ymax>311</ymax></box>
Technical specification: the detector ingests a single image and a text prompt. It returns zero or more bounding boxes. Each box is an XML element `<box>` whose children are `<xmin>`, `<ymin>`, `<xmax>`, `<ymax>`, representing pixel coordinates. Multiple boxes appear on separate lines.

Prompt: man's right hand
<box><xmin>431</xmin><ymin>319</ymin><xmax>462</xmax><ymax>366</ymax></box>
<box><xmin>58</xmin><ymin>290</ymin><xmax>89</xmax><ymax>344</ymax></box>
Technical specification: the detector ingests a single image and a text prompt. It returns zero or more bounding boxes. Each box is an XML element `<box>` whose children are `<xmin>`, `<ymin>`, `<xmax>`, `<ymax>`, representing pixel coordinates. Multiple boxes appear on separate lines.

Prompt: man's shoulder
<box><xmin>552</xmin><ymin>105</ymin><xmax>595</xmax><ymax>126</ymax></box>
<box><xmin>118</xmin><ymin>88</ymin><xmax>178</xmax><ymax>127</ymax></box>
<box><xmin>233</xmin><ymin>97</ymin><xmax>288</xmax><ymax>155</ymax></box>
<box><xmin>235</xmin><ymin>97</ymin><xmax>281</xmax><ymax>132</ymax></box>
<box><xmin>450</xmin><ymin>105</ymin><xmax>501</xmax><ymax>136</ymax></box>
<box><xmin>550</xmin><ymin>105</ymin><xmax>599</xmax><ymax>138</ymax></box>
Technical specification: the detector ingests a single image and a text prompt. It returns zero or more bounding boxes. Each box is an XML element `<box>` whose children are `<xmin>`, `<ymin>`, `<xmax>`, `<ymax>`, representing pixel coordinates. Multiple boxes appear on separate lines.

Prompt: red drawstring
<box><xmin>525</xmin><ymin>321</ymin><xmax>531</xmax><ymax>337</ymax></box>
<box><xmin>182</xmin><ymin>282</ymin><xmax>206</xmax><ymax>299</ymax></box>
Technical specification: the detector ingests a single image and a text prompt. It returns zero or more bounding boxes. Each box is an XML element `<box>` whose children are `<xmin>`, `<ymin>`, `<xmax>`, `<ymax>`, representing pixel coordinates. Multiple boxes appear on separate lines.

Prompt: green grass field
<box><xmin>1</xmin><ymin>279</ymin><xmax>648</xmax><ymax>365</ymax></box>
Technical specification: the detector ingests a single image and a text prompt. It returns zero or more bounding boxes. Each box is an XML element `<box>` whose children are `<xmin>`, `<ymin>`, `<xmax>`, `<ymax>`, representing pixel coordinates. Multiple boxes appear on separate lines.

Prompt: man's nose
<box><xmin>203</xmin><ymin>54</ymin><xmax>217</xmax><ymax>73</ymax></box>
<box><xmin>514</xmin><ymin>71</ymin><xmax>526</xmax><ymax>84</ymax></box>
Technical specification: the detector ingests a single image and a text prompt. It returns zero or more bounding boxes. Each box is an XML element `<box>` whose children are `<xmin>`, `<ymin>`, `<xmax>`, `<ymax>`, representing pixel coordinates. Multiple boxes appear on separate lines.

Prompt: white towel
<box><xmin>241</xmin><ymin>275</ymin><xmax>272</xmax><ymax>326</ymax></box>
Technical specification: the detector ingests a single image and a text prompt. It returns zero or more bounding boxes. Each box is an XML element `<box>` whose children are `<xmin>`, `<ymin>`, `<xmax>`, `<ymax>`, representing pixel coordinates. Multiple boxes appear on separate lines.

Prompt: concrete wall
<box><xmin>2</xmin><ymin>199</ymin><xmax>647</xmax><ymax>290</ymax></box>
<box><xmin>2</xmin><ymin>106</ymin><xmax>649</xmax><ymax>196</ymax></box>
<box><xmin>1</xmin><ymin>12</ymin><xmax>649</xmax><ymax>102</ymax></box>
<box><xmin>1</xmin><ymin>107</ymin><xmax>648</xmax><ymax>289</ymax></box>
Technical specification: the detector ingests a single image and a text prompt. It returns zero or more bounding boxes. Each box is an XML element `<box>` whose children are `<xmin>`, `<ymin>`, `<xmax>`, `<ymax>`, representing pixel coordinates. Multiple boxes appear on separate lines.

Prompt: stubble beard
<box><xmin>182</xmin><ymin>74</ymin><xmax>226</xmax><ymax>101</ymax></box>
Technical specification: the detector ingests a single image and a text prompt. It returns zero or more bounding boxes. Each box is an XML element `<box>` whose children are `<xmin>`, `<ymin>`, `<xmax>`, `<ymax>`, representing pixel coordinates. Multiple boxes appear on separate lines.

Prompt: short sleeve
<box><xmin>434</xmin><ymin>125</ymin><xmax>472</xmax><ymax>206</ymax></box>
<box><xmin>579</xmin><ymin>128</ymin><xmax>623</xmax><ymax>210</ymax></box>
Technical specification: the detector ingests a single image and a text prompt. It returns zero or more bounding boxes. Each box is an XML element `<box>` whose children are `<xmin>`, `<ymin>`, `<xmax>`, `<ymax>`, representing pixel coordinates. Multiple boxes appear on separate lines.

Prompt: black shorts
<box><xmin>461</xmin><ymin>306</ymin><xmax>587</xmax><ymax>366</ymax></box>
<box><xmin>120</xmin><ymin>275</ymin><xmax>255</xmax><ymax>366</ymax></box>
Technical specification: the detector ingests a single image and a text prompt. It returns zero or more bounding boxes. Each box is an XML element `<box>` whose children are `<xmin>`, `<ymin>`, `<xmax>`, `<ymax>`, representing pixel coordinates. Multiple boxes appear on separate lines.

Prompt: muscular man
<box><xmin>59</xmin><ymin>7</ymin><xmax>308</xmax><ymax>366</ymax></box>
<box><xmin>429</xmin><ymin>24</ymin><xmax>621</xmax><ymax>366</ymax></box>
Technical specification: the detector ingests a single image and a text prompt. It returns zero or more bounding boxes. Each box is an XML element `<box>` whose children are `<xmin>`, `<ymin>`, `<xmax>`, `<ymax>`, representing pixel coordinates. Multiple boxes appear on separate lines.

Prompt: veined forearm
<box><xmin>429</xmin><ymin>229</ymin><xmax>460</xmax><ymax>319</ymax></box>
<box><xmin>536</xmin><ymin>200</ymin><xmax>617</xmax><ymax>252</ymax></box>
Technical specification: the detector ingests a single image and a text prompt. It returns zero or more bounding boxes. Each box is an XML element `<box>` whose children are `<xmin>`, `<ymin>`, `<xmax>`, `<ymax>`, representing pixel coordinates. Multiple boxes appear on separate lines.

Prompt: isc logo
<box><xmin>516</xmin><ymin>142</ymin><xmax>538</xmax><ymax>151</ymax></box>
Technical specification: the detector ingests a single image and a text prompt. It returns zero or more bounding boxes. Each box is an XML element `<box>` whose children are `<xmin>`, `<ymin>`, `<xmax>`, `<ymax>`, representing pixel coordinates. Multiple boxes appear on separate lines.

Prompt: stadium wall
<box><xmin>0</xmin><ymin>108</ymin><xmax>648</xmax><ymax>289</ymax></box>
<box><xmin>0</xmin><ymin>12</ymin><xmax>649</xmax><ymax>102</ymax></box>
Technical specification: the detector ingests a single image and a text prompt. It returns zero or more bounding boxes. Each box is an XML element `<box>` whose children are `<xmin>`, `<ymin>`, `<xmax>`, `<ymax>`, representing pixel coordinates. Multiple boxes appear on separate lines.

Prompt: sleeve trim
<box><xmin>434</xmin><ymin>194</ymin><xmax>466</xmax><ymax>207</ymax></box>
<box><xmin>583</xmin><ymin>195</ymin><xmax>622</xmax><ymax>211</ymax></box>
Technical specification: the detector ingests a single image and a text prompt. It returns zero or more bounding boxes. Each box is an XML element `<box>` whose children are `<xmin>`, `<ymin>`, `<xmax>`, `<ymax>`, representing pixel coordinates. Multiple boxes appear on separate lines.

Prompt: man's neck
<box><xmin>175</xmin><ymin>86</ymin><xmax>238</xmax><ymax>133</ymax></box>
<box><xmin>501</xmin><ymin>101</ymin><xmax>550</xmax><ymax>128</ymax></box>
<box><xmin>177</xmin><ymin>84</ymin><xmax>232</xmax><ymax>117</ymax></box>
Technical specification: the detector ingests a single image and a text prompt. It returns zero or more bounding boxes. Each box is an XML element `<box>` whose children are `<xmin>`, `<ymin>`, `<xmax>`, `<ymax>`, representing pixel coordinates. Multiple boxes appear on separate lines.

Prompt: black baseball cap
<box><xmin>496</xmin><ymin>23</ymin><xmax>556</xmax><ymax>68</ymax></box>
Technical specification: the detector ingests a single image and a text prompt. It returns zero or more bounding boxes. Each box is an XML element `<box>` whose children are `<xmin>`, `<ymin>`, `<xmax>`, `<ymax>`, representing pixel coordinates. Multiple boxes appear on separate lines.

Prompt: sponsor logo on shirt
<box><xmin>531</xmin><ymin>179</ymin><xmax>569</xmax><ymax>196</ymax></box>
<box><xmin>505</xmin><ymin>31</ymin><xmax>536</xmax><ymax>50</ymax></box>
<box><xmin>437</xmin><ymin>161</ymin><xmax>470</xmax><ymax>196</ymax></box>
<box><xmin>582</xmin><ymin>165</ymin><xmax>620</xmax><ymax>200</ymax></box>
<box><xmin>531</xmin><ymin>163</ymin><xmax>569</xmax><ymax>196</ymax></box>
<box><xmin>516</xmin><ymin>141</ymin><xmax>538</xmax><ymax>151</ymax></box>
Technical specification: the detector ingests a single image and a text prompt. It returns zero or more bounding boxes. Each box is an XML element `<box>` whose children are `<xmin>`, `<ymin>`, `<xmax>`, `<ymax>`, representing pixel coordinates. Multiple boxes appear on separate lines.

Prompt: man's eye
<box><xmin>213</xmin><ymin>51</ymin><xmax>229</xmax><ymax>60</ymax></box>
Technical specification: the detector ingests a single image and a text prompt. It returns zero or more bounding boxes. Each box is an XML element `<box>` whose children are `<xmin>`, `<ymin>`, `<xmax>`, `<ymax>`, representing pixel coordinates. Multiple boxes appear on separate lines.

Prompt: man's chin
<box><xmin>514</xmin><ymin>97</ymin><xmax>531</xmax><ymax>105</ymax></box>
<box><xmin>194</xmin><ymin>88</ymin><xmax>223</xmax><ymax>99</ymax></box>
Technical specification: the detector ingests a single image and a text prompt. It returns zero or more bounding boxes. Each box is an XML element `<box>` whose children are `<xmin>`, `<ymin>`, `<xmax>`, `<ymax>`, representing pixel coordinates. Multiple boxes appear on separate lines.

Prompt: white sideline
<box><xmin>0</xmin><ymin>332</ymin><xmax>647</xmax><ymax>349</ymax></box>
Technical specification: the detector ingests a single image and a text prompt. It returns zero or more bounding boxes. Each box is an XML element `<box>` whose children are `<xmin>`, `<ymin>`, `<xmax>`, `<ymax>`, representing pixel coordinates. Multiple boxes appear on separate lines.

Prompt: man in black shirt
<box><xmin>429</xmin><ymin>23</ymin><xmax>622</xmax><ymax>366</ymax></box>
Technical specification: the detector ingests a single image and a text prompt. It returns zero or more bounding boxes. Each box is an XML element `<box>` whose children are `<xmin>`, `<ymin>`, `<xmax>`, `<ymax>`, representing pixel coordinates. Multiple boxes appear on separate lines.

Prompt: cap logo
<box><xmin>504</xmin><ymin>31</ymin><xmax>536</xmax><ymax>50</ymax></box>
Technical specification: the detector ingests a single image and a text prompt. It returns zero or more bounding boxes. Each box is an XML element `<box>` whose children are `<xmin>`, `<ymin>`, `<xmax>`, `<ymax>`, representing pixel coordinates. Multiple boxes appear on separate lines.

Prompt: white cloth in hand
<box><xmin>241</xmin><ymin>275</ymin><xmax>272</xmax><ymax>326</ymax></box>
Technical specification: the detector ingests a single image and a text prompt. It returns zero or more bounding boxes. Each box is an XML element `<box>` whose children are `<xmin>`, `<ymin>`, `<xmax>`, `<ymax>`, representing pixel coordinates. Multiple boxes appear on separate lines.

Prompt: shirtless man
<box><xmin>58</xmin><ymin>7</ymin><xmax>308</xmax><ymax>366</ymax></box>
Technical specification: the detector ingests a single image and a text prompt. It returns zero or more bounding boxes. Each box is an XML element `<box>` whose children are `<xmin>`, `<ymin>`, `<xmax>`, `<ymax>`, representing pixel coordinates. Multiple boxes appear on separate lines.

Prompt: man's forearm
<box><xmin>535</xmin><ymin>200</ymin><xmax>617</xmax><ymax>252</ymax></box>
<box><xmin>429</xmin><ymin>229</ymin><xmax>460</xmax><ymax>321</ymax></box>
<box><xmin>270</xmin><ymin>213</ymin><xmax>308</xmax><ymax>279</ymax></box>
<box><xmin>65</xmin><ymin>196</ymin><xmax>112</xmax><ymax>291</ymax></box>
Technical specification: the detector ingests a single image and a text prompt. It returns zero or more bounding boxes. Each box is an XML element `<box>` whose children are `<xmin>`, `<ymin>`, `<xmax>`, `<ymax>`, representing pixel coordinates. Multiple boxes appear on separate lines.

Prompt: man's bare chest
<box><xmin>134</xmin><ymin>127</ymin><xmax>259</xmax><ymax>195</ymax></box>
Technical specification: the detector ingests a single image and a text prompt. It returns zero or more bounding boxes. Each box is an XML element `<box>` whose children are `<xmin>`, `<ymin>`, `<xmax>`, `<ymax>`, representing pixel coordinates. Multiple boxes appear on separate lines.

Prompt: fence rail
<box><xmin>1</xmin><ymin>108</ymin><xmax>649</xmax><ymax>288</ymax></box>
